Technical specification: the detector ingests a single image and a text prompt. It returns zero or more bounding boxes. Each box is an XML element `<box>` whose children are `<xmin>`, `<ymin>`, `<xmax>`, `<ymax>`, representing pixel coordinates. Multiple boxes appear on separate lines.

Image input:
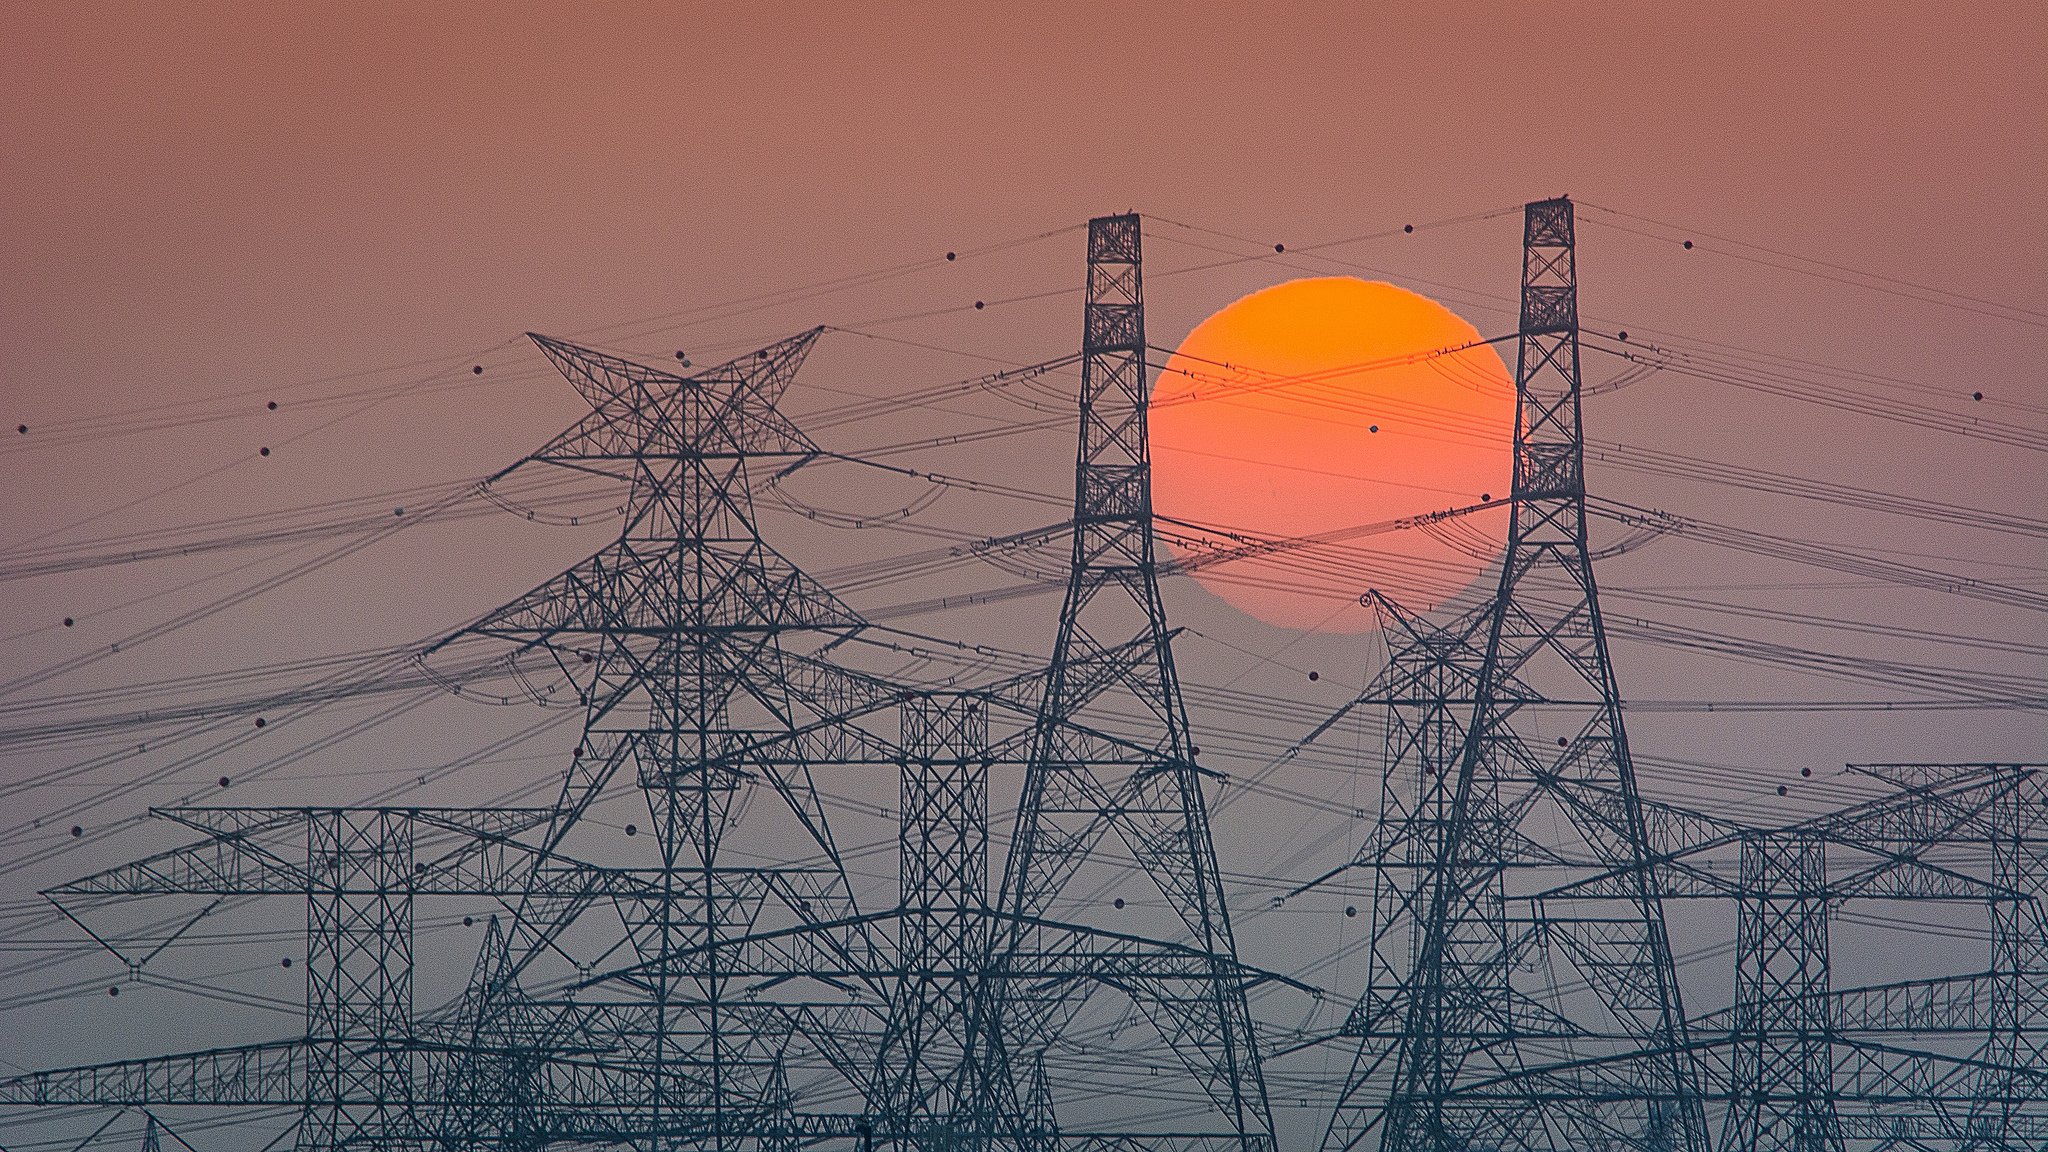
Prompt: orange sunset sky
<box><xmin>0</xmin><ymin>9</ymin><xmax>2042</xmax><ymax>1145</ymax></box>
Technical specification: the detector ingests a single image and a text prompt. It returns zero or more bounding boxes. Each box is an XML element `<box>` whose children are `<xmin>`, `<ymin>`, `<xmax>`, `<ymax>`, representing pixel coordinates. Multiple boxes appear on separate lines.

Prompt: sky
<box><xmin>1</xmin><ymin>4</ymin><xmax>2044</xmax><ymax>1149</ymax></box>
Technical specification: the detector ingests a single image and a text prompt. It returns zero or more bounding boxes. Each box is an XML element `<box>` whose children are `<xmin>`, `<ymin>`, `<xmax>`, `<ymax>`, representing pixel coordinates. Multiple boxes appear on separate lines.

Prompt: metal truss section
<box><xmin>1</xmin><ymin>237</ymin><xmax>1294</xmax><ymax>1152</ymax></box>
<box><xmin>1721</xmin><ymin>831</ymin><xmax>1838</xmax><ymax>1152</ymax></box>
<box><xmin>1328</xmin><ymin>198</ymin><xmax>1708</xmax><ymax>1152</ymax></box>
<box><xmin>3</xmin><ymin>208</ymin><xmax>2041</xmax><ymax>1152</ymax></box>
<box><xmin>1601</xmin><ymin>764</ymin><xmax>2048</xmax><ymax>1149</ymax></box>
<box><xmin>875</xmin><ymin>694</ymin><xmax>990</xmax><ymax>1137</ymax></box>
<box><xmin>980</xmin><ymin>214</ymin><xmax>1273</xmax><ymax>1152</ymax></box>
<box><xmin>1320</xmin><ymin>595</ymin><xmax>1489</xmax><ymax>1152</ymax></box>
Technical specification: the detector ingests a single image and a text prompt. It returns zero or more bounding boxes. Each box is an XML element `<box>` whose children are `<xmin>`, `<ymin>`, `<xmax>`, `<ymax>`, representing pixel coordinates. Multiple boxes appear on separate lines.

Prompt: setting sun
<box><xmin>1150</xmin><ymin>276</ymin><xmax>1514</xmax><ymax>630</ymax></box>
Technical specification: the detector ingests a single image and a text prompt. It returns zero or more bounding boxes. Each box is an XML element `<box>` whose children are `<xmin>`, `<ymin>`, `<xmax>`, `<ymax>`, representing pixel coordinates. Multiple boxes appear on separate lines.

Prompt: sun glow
<box><xmin>1150</xmin><ymin>277</ymin><xmax>1514</xmax><ymax>630</ymax></box>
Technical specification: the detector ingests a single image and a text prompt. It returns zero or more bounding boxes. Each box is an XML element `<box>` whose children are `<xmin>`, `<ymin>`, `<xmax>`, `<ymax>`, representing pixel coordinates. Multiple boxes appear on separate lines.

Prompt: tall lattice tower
<box><xmin>972</xmin><ymin>214</ymin><xmax>1274</xmax><ymax>1151</ymax></box>
<box><xmin>434</xmin><ymin>329</ymin><xmax>890</xmax><ymax>1150</ymax></box>
<box><xmin>1326</xmin><ymin>197</ymin><xmax>1708</xmax><ymax>1152</ymax></box>
<box><xmin>1319</xmin><ymin>595</ymin><xmax>1489</xmax><ymax>1152</ymax></box>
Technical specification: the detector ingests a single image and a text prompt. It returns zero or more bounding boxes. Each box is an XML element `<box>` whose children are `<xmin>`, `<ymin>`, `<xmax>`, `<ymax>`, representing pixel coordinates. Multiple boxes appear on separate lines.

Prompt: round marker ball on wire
<box><xmin>472</xmin><ymin>365</ymin><xmax>483</xmax><ymax>375</ymax></box>
<box><xmin>267</xmin><ymin>401</ymin><xmax>277</xmax><ymax>410</ymax></box>
<box><xmin>1403</xmin><ymin>224</ymin><xmax>1414</xmax><ymax>233</ymax></box>
<box><xmin>1683</xmin><ymin>240</ymin><xmax>1694</xmax><ymax>250</ymax></box>
<box><xmin>974</xmin><ymin>300</ymin><xmax>985</xmax><ymax>310</ymax></box>
<box><xmin>945</xmin><ymin>251</ymin><xmax>956</xmax><ymax>261</ymax></box>
<box><xmin>260</xmin><ymin>446</ymin><xmax>270</xmax><ymax>457</ymax></box>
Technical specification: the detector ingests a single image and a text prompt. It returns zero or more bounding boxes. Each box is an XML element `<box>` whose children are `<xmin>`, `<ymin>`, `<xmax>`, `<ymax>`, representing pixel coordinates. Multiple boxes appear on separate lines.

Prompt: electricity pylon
<box><xmin>1326</xmin><ymin>197</ymin><xmax>1709</xmax><ymax>1152</ymax></box>
<box><xmin>1</xmin><ymin>227</ymin><xmax>1285</xmax><ymax>1152</ymax></box>
<box><xmin>434</xmin><ymin>327</ymin><xmax>886</xmax><ymax>1150</ymax></box>
<box><xmin>1318</xmin><ymin>595</ymin><xmax>1488</xmax><ymax>1152</ymax></box>
<box><xmin>7</xmin><ymin>204</ymin><xmax>2038</xmax><ymax>1152</ymax></box>
<box><xmin>1632</xmin><ymin>763</ymin><xmax>2048</xmax><ymax>1148</ymax></box>
<box><xmin>0</xmin><ymin>333</ymin><xmax>930</xmax><ymax>1151</ymax></box>
<box><xmin>972</xmin><ymin>213</ymin><xmax>1275</xmax><ymax>1151</ymax></box>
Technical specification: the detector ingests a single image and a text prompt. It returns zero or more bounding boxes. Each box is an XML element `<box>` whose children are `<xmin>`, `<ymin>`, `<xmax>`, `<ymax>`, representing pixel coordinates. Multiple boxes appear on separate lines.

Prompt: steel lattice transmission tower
<box><xmin>1317</xmin><ymin>594</ymin><xmax>1488</xmax><ymax>1152</ymax></box>
<box><xmin>1326</xmin><ymin>197</ymin><xmax>1708</xmax><ymax>1152</ymax></box>
<box><xmin>0</xmin><ymin>226</ymin><xmax>1286</xmax><ymax>1152</ymax></box>
<box><xmin>1978</xmin><ymin>766</ymin><xmax>2048</xmax><ymax>1146</ymax></box>
<box><xmin>434</xmin><ymin>327</ymin><xmax>898</xmax><ymax>1152</ymax></box>
<box><xmin>0</xmin><ymin>332</ymin><xmax>923</xmax><ymax>1152</ymax></box>
<box><xmin>972</xmin><ymin>214</ymin><xmax>1275</xmax><ymax>1152</ymax></box>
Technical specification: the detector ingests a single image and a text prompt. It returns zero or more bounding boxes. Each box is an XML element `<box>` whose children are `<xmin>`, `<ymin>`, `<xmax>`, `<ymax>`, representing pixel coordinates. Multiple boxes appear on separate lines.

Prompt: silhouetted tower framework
<box><xmin>302</xmin><ymin>810</ymin><xmax>417</xmax><ymax>1151</ymax></box>
<box><xmin>7</xmin><ymin>205</ymin><xmax>2044</xmax><ymax>1152</ymax></box>
<box><xmin>876</xmin><ymin>694</ymin><xmax>991</xmax><ymax>1132</ymax></box>
<box><xmin>1577</xmin><ymin>762</ymin><xmax>2048</xmax><ymax>1147</ymax></box>
<box><xmin>445</xmin><ymin>328</ymin><xmax>880</xmax><ymax>1150</ymax></box>
<box><xmin>979</xmin><ymin>213</ymin><xmax>1273</xmax><ymax>1151</ymax></box>
<box><xmin>1723</xmin><ymin>830</ymin><xmax>1839</xmax><ymax>1152</ymax></box>
<box><xmin>1694</xmin><ymin>765</ymin><xmax>2048</xmax><ymax>1148</ymax></box>
<box><xmin>1980</xmin><ymin>768</ymin><xmax>2048</xmax><ymax>1144</ymax></box>
<box><xmin>1329</xmin><ymin>197</ymin><xmax>1708</xmax><ymax>1152</ymax></box>
<box><xmin>1319</xmin><ymin>596</ymin><xmax>1487</xmax><ymax>1152</ymax></box>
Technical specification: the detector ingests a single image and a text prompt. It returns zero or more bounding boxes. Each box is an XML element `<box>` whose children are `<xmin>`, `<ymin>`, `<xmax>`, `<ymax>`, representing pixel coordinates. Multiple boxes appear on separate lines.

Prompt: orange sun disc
<box><xmin>1149</xmin><ymin>277</ymin><xmax>1514</xmax><ymax>631</ymax></box>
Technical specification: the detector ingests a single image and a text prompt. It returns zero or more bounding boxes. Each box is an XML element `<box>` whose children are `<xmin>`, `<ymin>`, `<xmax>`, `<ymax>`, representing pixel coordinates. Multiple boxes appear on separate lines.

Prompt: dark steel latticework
<box><xmin>1</xmin><ymin>202</ymin><xmax>2042</xmax><ymax>1152</ymax></box>
<box><xmin>0</xmin><ymin>218</ymin><xmax>1280</xmax><ymax>1152</ymax></box>
<box><xmin>971</xmin><ymin>214</ymin><xmax>1273</xmax><ymax>1152</ymax></box>
<box><xmin>1318</xmin><ymin>199</ymin><xmax>2047</xmax><ymax>1152</ymax></box>
<box><xmin>1328</xmin><ymin>198</ymin><xmax>1709</xmax><ymax>1152</ymax></box>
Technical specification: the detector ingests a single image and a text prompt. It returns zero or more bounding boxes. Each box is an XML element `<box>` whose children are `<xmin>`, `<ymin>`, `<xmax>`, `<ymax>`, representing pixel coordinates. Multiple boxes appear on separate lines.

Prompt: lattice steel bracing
<box><xmin>428</xmin><ymin>328</ymin><xmax>907</xmax><ymax>1152</ymax></box>
<box><xmin>0</xmin><ymin>333</ymin><xmax>924</xmax><ymax>1152</ymax></box>
<box><xmin>976</xmin><ymin>213</ymin><xmax>1274</xmax><ymax>1151</ymax></box>
<box><xmin>455</xmin><ymin>325</ymin><xmax>865</xmax><ymax>854</ymax></box>
<box><xmin>1320</xmin><ymin>596</ymin><xmax>1490</xmax><ymax>1152</ymax></box>
<box><xmin>1329</xmin><ymin>197</ymin><xmax>1709</xmax><ymax>1152</ymax></box>
<box><xmin>0</xmin><ymin>225</ymin><xmax>1300</xmax><ymax>1152</ymax></box>
<box><xmin>425</xmin><ymin>915</ymin><xmax>548</xmax><ymax>1152</ymax></box>
<box><xmin>1646</xmin><ymin>764</ymin><xmax>2048</xmax><ymax>1148</ymax></box>
<box><xmin>875</xmin><ymin>694</ymin><xmax>991</xmax><ymax>1138</ymax></box>
<box><xmin>1723</xmin><ymin>833</ymin><xmax>1839</xmax><ymax>1152</ymax></box>
<box><xmin>1977</xmin><ymin>768</ymin><xmax>2048</xmax><ymax>1147</ymax></box>
<box><xmin>302</xmin><ymin>809</ymin><xmax>417</xmax><ymax>1151</ymax></box>
<box><xmin>4</xmin><ymin>207</ymin><xmax>2036</xmax><ymax>1152</ymax></box>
